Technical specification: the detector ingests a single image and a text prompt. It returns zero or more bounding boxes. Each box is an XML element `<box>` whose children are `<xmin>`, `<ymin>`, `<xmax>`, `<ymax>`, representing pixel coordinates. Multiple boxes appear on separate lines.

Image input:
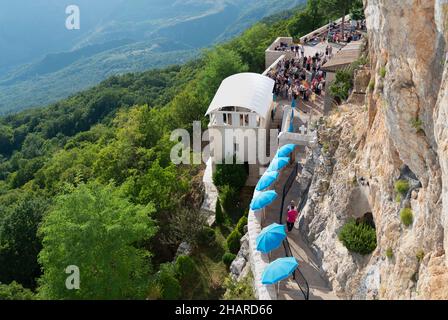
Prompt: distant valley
<box><xmin>0</xmin><ymin>0</ymin><xmax>305</xmax><ymax>113</ymax></box>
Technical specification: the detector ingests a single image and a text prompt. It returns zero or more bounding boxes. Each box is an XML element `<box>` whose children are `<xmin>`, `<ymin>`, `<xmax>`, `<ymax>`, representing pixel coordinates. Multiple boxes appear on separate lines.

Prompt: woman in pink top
<box><xmin>287</xmin><ymin>201</ymin><xmax>299</xmax><ymax>232</ymax></box>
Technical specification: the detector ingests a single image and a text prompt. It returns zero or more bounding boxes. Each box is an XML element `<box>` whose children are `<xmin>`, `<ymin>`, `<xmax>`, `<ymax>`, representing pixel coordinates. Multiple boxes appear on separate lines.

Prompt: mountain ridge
<box><xmin>0</xmin><ymin>0</ymin><xmax>305</xmax><ymax>114</ymax></box>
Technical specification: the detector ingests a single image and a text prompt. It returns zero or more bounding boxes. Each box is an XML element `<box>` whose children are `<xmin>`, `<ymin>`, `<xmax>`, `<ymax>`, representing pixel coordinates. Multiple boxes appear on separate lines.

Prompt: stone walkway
<box><xmin>260</xmin><ymin>59</ymin><xmax>339</xmax><ymax>299</ymax></box>
<box><xmin>261</xmin><ymin>165</ymin><xmax>339</xmax><ymax>300</ymax></box>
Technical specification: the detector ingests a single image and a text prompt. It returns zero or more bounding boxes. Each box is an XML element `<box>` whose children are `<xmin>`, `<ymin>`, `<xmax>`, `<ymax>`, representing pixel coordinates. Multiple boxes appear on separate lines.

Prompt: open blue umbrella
<box><xmin>256</xmin><ymin>223</ymin><xmax>287</xmax><ymax>254</ymax></box>
<box><xmin>256</xmin><ymin>171</ymin><xmax>279</xmax><ymax>191</ymax></box>
<box><xmin>267</xmin><ymin>157</ymin><xmax>290</xmax><ymax>172</ymax></box>
<box><xmin>277</xmin><ymin>144</ymin><xmax>296</xmax><ymax>158</ymax></box>
<box><xmin>250</xmin><ymin>190</ymin><xmax>278</xmax><ymax>211</ymax></box>
<box><xmin>262</xmin><ymin>257</ymin><xmax>299</xmax><ymax>285</ymax></box>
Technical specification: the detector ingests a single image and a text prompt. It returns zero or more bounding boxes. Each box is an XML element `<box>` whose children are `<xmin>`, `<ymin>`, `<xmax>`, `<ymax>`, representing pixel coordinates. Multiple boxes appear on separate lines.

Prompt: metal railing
<box><xmin>279</xmin><ymin>162</ymin><xmax>301</xmax><ymax>224</ymax></box>
<box><xmin>283</xmin><ymin>239</ymin><xmax>310</xmax><ymax>300</ymax></box>
<box><xmin>278</xmin><ymin>162</ymin><xmax>310</xmax><ymax>300</ymax></box>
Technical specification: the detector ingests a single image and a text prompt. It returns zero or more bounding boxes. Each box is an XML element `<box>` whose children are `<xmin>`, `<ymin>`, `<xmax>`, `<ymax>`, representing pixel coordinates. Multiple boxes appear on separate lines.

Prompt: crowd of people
<box><xmin>267</xmin><ymin>48</ymin><xmax>329</xmax><ymax>104</ymax></box>
<box><xmin>274</xmin><ymin>42</ymin><xmax>306</xmax><ymax>56</ymax></box>
<box><xmin>303</xmin><ymin>20</ymin><xmax>366</xmax><ymax>45</ymax></box>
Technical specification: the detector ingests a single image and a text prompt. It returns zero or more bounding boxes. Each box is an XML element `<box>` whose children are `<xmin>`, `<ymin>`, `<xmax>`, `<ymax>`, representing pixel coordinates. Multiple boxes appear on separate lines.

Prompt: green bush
<box><xmin>411</xmin><ymin>118</ymin><xmax>424</xmax><ymax>133</ymax></box>
<box><xmin>158</xmin><ymin>264</ymin><xmax>181</xmax><ymax>300</ymax></box>
<box><xmin>222</xmin><ymin>253</ymin><xmax>237</xmax><ymax>267</ymax></box>
<box><xmin>330</xmin><ymin>69</ymin><xmax>353</xmax><ymax>101</ymax></box>
<box><xmin>215</xmin><ymin>198</ymin><xmax>225</xmax><ymax>225</ymax></box>
<box><xmin>227</xmin><ymin>229</ymin><xmax>242</xmax><ymax>254</ymax></box>
<box><xmin>213</xmin><ymin>160</ymin><xmax>248</xmax><ymax>191</ymax></box>
<box><xmin>223</xmin><ymin>272</ymin><xmax>255</xmax><ymax>300</ymax></box>
<box><xmin>236</xmin><ymin>215</ymin><xmax>248</xmax><ymax>235</ymax></box>
<box><xmin>386</xmin><ymin>247</ymin><xmax>394</xmax><ymax>259</ymax></box>
<box><xmin>400</xmin><ymin>208</ymin><xmax>414</xmax><ymax>227</ymax></box>
<box><xmin>0</xmin><ymin>282</ymin><xmax>35</xmax><ymax>300</ymax></box>
<box><xmin>395</xmin><ymin>180</ymin><xmax>410</xmax><ymax>196</ymax></box>
<box><xmin>379</xmin><ymin>67</ymin><xmax>387</xmax><ymax>78</ymax></box>
<box><xmin>220</xmin><ymin>185</ymin><xmax>238</xmax><ymax>215</ymax></box>
<box><xmin>175</xmin><ymin>255</ymin><xmax>198</xmax><ymax>283</ymax></box>
<box><xmin>338</xmin><ymin>219</ymin><xmax>377</xmax><ymax>255</ymax></box>
<box><xmin>198</xmin><ymin>226</ymin><xmax>216</xmax><ymax>246</ymax></box>
<box><xmin>416</xmin><ymin>250</ymin><xmax>425</xmax><ymax>263</ymax></box>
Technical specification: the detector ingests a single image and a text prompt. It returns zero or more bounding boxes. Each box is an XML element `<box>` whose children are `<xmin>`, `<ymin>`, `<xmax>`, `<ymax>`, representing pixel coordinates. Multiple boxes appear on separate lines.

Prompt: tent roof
<box><xmin>205</xmin><ymin>73</ymin><xmax>275</xmax><ymax>119</ymax></box>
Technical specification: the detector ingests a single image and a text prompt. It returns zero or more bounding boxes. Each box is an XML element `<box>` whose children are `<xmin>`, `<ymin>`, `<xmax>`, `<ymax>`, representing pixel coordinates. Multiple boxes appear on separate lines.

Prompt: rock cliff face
<box><xmin>299</xmin><ymin>0</ymin><xmax>448</xmax><ymax>299</ymax></box>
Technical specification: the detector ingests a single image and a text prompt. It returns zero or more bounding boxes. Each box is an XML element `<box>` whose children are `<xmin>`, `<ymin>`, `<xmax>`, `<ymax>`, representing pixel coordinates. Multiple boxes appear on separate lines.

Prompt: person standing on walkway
<box><xmin>287</xmin><ymin>201</ymin><xmax>299</xmax><ymax>232</ymax></box>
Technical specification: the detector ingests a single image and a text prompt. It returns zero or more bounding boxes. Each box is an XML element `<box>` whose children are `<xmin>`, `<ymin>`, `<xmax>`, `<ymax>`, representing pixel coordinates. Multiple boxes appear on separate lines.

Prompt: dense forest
<box><xmin>0</xmin><ymin>1</ymin><xmax>363</xmax><ymax>300</ymax></box>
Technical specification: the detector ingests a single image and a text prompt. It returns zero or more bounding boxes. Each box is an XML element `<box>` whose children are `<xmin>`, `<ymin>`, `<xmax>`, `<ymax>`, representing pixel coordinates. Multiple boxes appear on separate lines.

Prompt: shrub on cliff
<box><xmin>222</xmin><ymin>253</ymin><xmax>237</xmax><ymax>267</ymax></box>
<box><xmin>395</xmin><ymin>180</ymin><xmax>410</xmax><ymax>197</ymax></box>
<box><xmin>338</xmin><ymin>219</ymin><xmax>377</xmax><ymax>255</ymax></box>
<box><xmin>213</xmin><ymin>160</ymin><xmax>248</xmax><ymax>191</ymax></box>
<box><xmin>330</xmin><ymin>69</ymin><xmax>353</xmax><ymax>102</ymax></box>
<box><xmin>198</xmin><ymin>226</ymin><xmax>216</xmax><ymax>247</ymax></box>
<box><xmin>215</xmin><ymin>199</ymin><xmax>225</xmax><ymax>225</ymax></box>
<box><xmin>223</xmin><ymin>272</ymin><xmax>255</xmax><ymax>300</ymax></box>
<box><xmin>219</xmin><ymin>185</ymin><xmax>238</xmax><ymax>215</ymax></box>
<box><xmin>236</xmin><ymin>215</ymin><xmax>248</xmax><ymax>235</ymax></box>
<box><xmin>227</xmin><ymin>230</ymin><xmax>242</xmax><ymax>254</ymax></box>
<box><xmin>175</xmin><ymin>255</ymin><xmax>198</xmax><ymax>285</ymax></box>
<box><xmin>158</xmin><ymin>263</ymin><xmax>181</xmax><ymax>300</ymax></box>
<box><xmin>400</xmin><ymin>208</ymin><xmax>414</xmax><ymax>227</ymax></box>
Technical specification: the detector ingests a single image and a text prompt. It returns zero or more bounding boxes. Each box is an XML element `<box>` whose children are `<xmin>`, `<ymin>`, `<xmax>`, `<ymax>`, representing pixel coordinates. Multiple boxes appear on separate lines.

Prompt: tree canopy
<box><xmin>37</xmin><ymin>182</ymin><xmax>157</xmax><ymax>299</ymax></box>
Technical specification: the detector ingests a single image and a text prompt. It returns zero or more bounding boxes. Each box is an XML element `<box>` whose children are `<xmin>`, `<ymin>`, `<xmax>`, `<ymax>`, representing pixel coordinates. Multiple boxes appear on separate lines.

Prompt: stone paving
<box><xmin>261</xmin><ymin>162</ymin><xmax>339</xmax><ymax>300</ymax></box>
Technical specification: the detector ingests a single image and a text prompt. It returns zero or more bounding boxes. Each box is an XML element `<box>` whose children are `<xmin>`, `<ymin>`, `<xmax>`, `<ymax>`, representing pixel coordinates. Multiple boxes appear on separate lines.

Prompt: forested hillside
<box><xmin>0</xmin><ymin>2</ymin><xmax>354</xmax><ymax>300</ymax></box>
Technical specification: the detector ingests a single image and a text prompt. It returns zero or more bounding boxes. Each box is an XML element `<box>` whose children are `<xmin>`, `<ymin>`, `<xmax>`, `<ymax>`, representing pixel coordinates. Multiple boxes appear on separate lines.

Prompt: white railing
<box><xmin>299</xmin><ymin>14</ymin><xmax>352</xmax><ymax>43</ymax></box>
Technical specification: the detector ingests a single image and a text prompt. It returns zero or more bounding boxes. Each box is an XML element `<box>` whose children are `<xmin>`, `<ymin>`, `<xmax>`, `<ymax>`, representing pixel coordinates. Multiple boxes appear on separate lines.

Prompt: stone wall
<box><xmin>265</xmin><ymin>37</ymin><xmax>294</xmax><ymax>69</ymax></box>
<box><xmin>247</xmin><ymin>208</ymin><xmax>277</xmax><ymax>300</ymax></box>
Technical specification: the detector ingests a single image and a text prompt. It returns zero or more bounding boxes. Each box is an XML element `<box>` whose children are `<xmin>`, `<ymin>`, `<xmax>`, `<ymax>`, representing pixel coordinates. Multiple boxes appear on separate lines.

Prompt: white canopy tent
<box><xmin>205</xmin><ymin>73</ymin><xmax>275</xmax><ymax>120</ymax></box>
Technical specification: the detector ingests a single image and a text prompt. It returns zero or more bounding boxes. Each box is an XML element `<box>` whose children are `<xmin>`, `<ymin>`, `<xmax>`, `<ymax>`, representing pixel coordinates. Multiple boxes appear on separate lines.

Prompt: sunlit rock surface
<box><xmin>299</xmin><ymin>0</ymin><xmax>448</xmax><ymax>300</ymax></box>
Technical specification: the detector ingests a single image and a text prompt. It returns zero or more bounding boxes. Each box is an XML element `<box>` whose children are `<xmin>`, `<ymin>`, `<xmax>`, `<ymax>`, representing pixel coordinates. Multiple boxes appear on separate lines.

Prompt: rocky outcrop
<box><xmin>230</xmin><ymin>233</ymin><xmax>251</xmax><ymax>281</ymax></box>
<box><xmin>298</xmin><ymin>0</ymin><xmax>448</xmax><ymax>300</ymax></box>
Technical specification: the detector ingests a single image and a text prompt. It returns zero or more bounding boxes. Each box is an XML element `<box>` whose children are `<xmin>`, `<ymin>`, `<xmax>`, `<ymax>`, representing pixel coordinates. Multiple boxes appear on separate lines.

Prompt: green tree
<box><xmin>0</xmin><ymin>281</ymin><xmax>35</xmax><ymax>300</ymax></box>
<box><xmin>0</xmin><ymin>194</ymin><xmax>49</xmax><ymax>289</ymax></box>
<box><xmin>157</xmin><ymin>263</ymin><xmax>181</xmax><ymax>300</ymax></box>
<box><xmin>330</xmin><ymin>69</ymin><xmax>353</xmax><ymax>101</ymax></box>
<box><xmin>0</xmin><ymin>125</ymin><xmax>14</xmax><ymax>156</ymax></box>
<box><xmin>320</xmin><ymin>0</ymin><xmax>360</xmax><ymax>36</ymax></box>
<box><xmin>308</xmin><ymin>0</ymin><xmax>325</xmax><ymax>31</ymax></box>
<box><xmin>136</xmin><ymin>161</ymin><xmax>189</xmax><ymax>212</ymax></box>
<box><xmin>199</xmin><ymin>48</ymin><xmax>249</xmax><ymax>101</ymax></box>
<box><xmin>37</xmin><ymin>182</ymin><xmax>157</xmax><ymax>299</ymax></box>
<box><xmin>213</xmin><ymin>161</ymin><xmax>248</xmax><ymax>191</ymax></box>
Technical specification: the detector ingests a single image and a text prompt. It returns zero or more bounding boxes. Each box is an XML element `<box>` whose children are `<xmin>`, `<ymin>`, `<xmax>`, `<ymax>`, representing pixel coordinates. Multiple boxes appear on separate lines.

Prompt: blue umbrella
<box><xmin>262</xmin><ymin>257</ymin><xmax>299</xmax><ymax>285</ymax></box>
<box><xmin>267</xmin><ymin>157</ymin><xmax>290</xmax><ymax>172</ymax></box>
<box><xmin>277</xmin><ymin>144</ymin><xmax>296</xmax><ymax>158</ymax></box>
<box><xmin>256</xmin><ymin>171</ymin><xmax>279</xmax><ymax>191</ymax></box>
<box><xmin>250</xmin><ymin>190</ymin><xmax>278</xmax><ymax>211</ymax></box>
<box><xmin>256</xmin><ymin>223</ymin><xmax>287</xmax><ymax>254</ymax></box>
